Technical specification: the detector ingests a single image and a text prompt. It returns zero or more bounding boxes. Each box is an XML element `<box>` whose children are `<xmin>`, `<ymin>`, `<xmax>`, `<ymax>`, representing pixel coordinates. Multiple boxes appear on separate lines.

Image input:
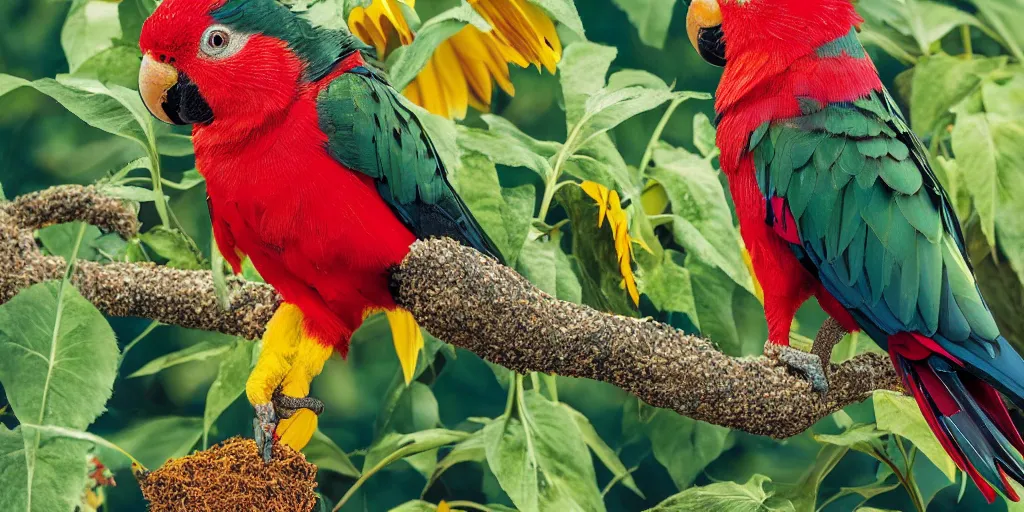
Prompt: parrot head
<box><xmin>685</xmin><ymin>0</ymin><xmax>862</xmax><ymax>68</ymax></box>
<box><xmin>138</xmin><ymin>0</ymin><xmax>365</xmax><ymax>127</ymax></box>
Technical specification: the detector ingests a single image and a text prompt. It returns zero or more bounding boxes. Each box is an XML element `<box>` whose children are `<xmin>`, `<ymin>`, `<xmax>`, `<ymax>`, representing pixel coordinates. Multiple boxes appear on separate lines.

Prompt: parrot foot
<box><xmin>767</xmin><ymin>343</ymin><xmax>829</xmax><ymax>394</ymax></box>
<box><xmin>253</xmin><ymin>402</ymin><xmax>278</xmax><ymax>462</ymax></box>
<box><xmin>272</xmin><ymin>389</ymin><xmax>325</xmax><ymax>419</ymax></box>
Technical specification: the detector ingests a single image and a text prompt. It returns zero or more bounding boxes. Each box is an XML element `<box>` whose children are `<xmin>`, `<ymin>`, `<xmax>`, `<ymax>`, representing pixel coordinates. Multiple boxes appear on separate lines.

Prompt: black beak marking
<box><xmin>163</xmin><ymin>72</ymin><xmax>214</xmax><ymax>125</ymax></box>
<box><xmin>698</xmin><ymin>25</ymin><xmax>727</xmax><ymax>67</ymax></box>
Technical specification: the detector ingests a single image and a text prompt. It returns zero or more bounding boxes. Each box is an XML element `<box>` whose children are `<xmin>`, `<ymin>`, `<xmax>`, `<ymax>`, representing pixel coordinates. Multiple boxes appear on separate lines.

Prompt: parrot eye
<box><xmin>199</xmin><ymin>25</ymin><xmax>248</xmax><ymax>59</ymax></box>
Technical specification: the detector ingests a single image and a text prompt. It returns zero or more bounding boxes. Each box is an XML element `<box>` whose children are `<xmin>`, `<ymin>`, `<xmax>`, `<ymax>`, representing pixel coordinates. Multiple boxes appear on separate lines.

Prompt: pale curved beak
<box><xmin>139</xmin><ymin>53</ymin><xmax>178</xmax><ymax>125</ymax></box>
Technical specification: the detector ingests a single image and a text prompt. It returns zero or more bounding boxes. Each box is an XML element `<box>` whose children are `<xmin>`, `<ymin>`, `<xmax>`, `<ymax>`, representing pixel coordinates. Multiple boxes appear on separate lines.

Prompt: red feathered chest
<box><xmin>192</xmin><ymin>56</ymin><xmax>416</xmax><ymax>348</ymax></box>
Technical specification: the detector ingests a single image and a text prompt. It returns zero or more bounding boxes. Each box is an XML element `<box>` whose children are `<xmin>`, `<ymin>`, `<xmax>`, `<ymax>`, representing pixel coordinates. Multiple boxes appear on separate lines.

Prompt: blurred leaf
<box><xmin>390</xmin><ymin>501</ymin><xmax>438</xmax><ymax>512</ymax></box>
<box><xmin>693</xmin><ymin>113</ymin><xmax>718</xmax><ymax>159</ymax></box>
<box><xmin>969</xmin><ymin>0</ymin><xmax>1024</xmax><ymax>61</ymax></box>
<box><xmin>62</xmin><ymin>0</ymin><xmax>121</xmax><ymax>73</ymax></box>
<box><xmin>778</xmin><ymin>445</ymin><xmax>848</xmax><ymax>511</ymax></box>
<box><xmin>140</xmin><ymin>226</ymin><xmax>206</xmax><ymax>270</ymax></box>
<box><xmin>483</xmin><ymin>391</ymin><xmax>605</xmax><ymax>512</ymax></box>
<box><xmin>561</xmin><ymin>403</ymin><xmax>645</xmax><ymax>498</ymax></box>
<box><xmin>644</xmin><ymin>407</ymin><xmax>732</xmax><ymax>490</ymax></box>
<box><xmin>649</xmin><ymin>145</ymin><xmax>754</xmax><ymax>294</ymax></box>
<box><xmin>910</xmin><ymin>53</ymin><xmax>1006</xmax><ymax>136</ymax></box>
<box><xmin>856</xmin><ymin>0</ymin><xmax>982</xmax><ymax>56</ymax></box>
<box><xmin>0</xmin><ymin>425</ymin><xmax>90</xmax><ymax>512</ymax></box>
<box><xmin>610</xmin><ymin>0</ymin><xmax>678</xmax><ymax>49</ymax></box>
<box><xmin>102</xmin><ymin>416</ymin><xmax>203</xmax><ymax>471</ymax></box>
<box><xmin>0</xmin><ymin>282</ymin><xmax>118</xmax><ymax>430</ymax></box>
<box><xmin>305</xmin><ymin>429</ymin><xmax>361</xmax><ymax>478</ymax></box>
<box><xmin>118</xmin><ymin>0</ymin><xmax>156</xmax><ymax>44</ymax></box>
<box><xmin>128</xmin><ymin>340</ymin><xmax>234</xmax><ymax>378</ymax></box>
<box><xmin>202</xmin><ymin>341</ymin><xmax>252</xmax><ymax>446</ymax></box>
<box><xmin>73</xmin><ymin>44</ymin><xmax>142</xmax><ymax>89</ymax></box>
<box><xmin>167</xmin><ymin>169</ymin><xmax>205</xmax><ymax>190</ymax></box>
<box><xmin>646</xmin><ymin>474</ymin><xmax>795</xmax><ymax>512</ymax></box>
<box><xmin>425</xmin><ymin>427</ymin><xmax>487</xmax><ymax>492</ymax></box>
<box><xmin>639</xmin><ymin>250</ymin><xmax>697</xmax><ymax>328</ymax></box>
<box><xmin>873</xmin><ymin>390</ymin><xmax>957</xmax><ymax>481</ymax></box>
<box><xmin>155</xmin><ymin>132</ymin><xmax>195</xmax><ymax>157</ymax></box>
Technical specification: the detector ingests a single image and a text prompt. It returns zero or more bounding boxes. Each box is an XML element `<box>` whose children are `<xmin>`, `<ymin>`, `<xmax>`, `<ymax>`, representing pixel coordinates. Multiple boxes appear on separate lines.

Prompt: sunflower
<box><xmin>581</xmin><ymin>181</ymin><xmax>650</xmax><ymax>307</ymax></box>
<box><xmin>347</xmin><ymin>0</ymin><xmax>561</xmax><ymax>119</ymax></box>
<box><xmin>347</xmin><ymin>0</ymin><xmax>415</xmax><ymax>58</ymax></box>
<box><xmin>467</xmin><ymin>0</ymin><xmax>562</xmax><ymax>73</ymax></box>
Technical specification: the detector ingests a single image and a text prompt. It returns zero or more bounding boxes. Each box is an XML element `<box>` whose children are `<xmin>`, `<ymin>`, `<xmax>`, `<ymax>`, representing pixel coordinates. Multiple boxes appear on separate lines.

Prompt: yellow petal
<box><xmin>517</xmin><ymin>0</ymin><xmax>561</xmax><ymax>72</ymax></box>
<box><xmin>450</xmin><ymin>28</ymin><xmax>496</xmax><ymax>109</ymax></box>
<box><xmin>437</xmin><ymin>501</ymin><xmax>451</xmax><ymax>512</ymax></box>
<box><xmin>403</xmin><ymin>79</ymin><xmax>424</xmax><ymax>109</ymax></box>
<box><xmin>276</xmin><ymin>409</ymin><xmax>318</xmax><ymax>452</ymax></box>
<box><xmin>581</xmin><ymin>181</ymin><xmax>610</xmax><ymax>227</ymax></box>
<box><xmin>434</xmin><ymin>40</ymin><xmax>470</xmax><ymax>119</ymax></box>
<box><xmin>386</xmin><ymin>308</ymin><xmax>424</xmax><ymax>385</ymax></box>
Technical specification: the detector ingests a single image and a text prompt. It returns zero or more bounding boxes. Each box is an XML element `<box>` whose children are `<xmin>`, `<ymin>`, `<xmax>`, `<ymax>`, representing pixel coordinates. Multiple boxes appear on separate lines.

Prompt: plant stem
<box><xmin>147</xmin><ymin>142</ymin><xmax>171</xmax><ymax>228</ymax></box>
<box><xmin>875</xmin><ymin>446</ymin><xmax>925</xmax><ymax>512</ymax></box>
<box><xmin>601</xmin><ymin>465</ymin><xmax>640</xmax><ymax>497</ymax></box>
<box><xmin>502</xmin><ymin>370</ymin><xmax>516</xmax><ymax>418</ymax></box>
<box><xmin>538</xmin><ymin>123</ymin><xmax>585</xmax><ymax>222</ymax></box>
<box><xmin>962</xmin><ymin>26</ymin><xmax>973</xmax><ymax>60</ymax></box>
<box><xmin>639</xmin><ymin>96</ymin><xmax>686</xmax><ymax>175</ymax></box>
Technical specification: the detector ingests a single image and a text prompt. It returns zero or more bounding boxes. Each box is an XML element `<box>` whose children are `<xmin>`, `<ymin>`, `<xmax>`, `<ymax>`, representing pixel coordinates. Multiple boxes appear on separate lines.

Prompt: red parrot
<box><xmin>687</xmin><ymin>0</ymin><xmax>1024</xmax><ymax>501</ymax></box>
<box><xmin>138</xmin><ymin>0</ymin><xmax>501</xmax><ymax>459</ymax></box>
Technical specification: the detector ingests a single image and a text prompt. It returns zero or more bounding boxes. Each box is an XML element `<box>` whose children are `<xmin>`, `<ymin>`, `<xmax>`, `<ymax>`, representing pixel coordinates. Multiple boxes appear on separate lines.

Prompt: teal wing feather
<box><xmin>749</xmin><ymin>89</ymin><xmax>1001</xmax><ymax>352</ymax></box>
<box><xmin>317</xmin><ymin>66</ymin><xmax>503</xmax><ymax>262</ymax></box>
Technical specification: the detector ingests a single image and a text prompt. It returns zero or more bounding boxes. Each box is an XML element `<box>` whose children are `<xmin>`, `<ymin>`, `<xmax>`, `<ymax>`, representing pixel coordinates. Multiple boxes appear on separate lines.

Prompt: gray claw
<box><xmin>253</xmin><ymin>402</ymin><xmax>277</xmax><ymax>462</ymax></box>
<box><xmin>272</xmin><ymin>389</ymin><xmax>325</xmax><ymax>419</ymax></box>
<box><xmin>777</xmin><ymin>346</ymin><xmax>829</xmax><ymax>393</ymax></box>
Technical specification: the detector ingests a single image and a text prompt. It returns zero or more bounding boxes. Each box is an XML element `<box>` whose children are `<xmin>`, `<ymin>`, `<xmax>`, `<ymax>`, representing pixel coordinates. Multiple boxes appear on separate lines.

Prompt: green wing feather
<box><xmin>750</xmin><ymin>89</ymin><xmax>999</xmax><ymax>346</ymax></box>
<box><xmin>317</xmin><ymin>66</ymin><xmax>503</xmax><ymax>262</ymax></box>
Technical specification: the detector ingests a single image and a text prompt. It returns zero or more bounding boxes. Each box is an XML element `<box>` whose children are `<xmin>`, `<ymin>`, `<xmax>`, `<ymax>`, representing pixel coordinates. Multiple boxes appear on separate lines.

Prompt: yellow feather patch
<box><xmin>386</xmin><ymin>308</ymin><xmax>424</xmax><ymax>385</ymax></box>
<box><xmin>277</xmin><ymin>409</ymin><xmax>318</xmax><ymax>452</ymax></box>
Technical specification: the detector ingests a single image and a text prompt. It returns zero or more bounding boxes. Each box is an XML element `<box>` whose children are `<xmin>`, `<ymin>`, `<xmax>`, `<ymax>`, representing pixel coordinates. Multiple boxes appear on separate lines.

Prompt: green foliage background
<box><xmin>1</xmin><ymin>0</ymin><xmax>1023</xmax><ymax>511</ymax></box>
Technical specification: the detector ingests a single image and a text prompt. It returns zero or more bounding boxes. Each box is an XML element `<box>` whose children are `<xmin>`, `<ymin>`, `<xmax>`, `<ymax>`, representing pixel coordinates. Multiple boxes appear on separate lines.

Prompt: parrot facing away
<box><xmin>138</xmin><ymin>0</ymin><xmax>502</xmax><ymax>460</ymax></box>
<box><xmin>687</xmin><ymin>0</ymin><xmax>1024</xmax><ymax>502</ymax></box>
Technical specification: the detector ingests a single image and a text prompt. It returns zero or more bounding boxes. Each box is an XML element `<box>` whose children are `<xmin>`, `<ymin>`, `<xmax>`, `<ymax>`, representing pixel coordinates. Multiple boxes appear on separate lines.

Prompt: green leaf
<box><xmin>530</xmin><ymin>0</ymin><xmax>585</xmax><ymax>38</ymax></box>
<box><xmin>643</xmin><ymin>407</ymin><xmax>733</xmax><ymax>490</ymax></box>
<box><xmin>778</xmin><ymin>445</ymin><xmax>848</xmax><ymax>512</ymax></box>
<box><xmin>384</xmin><ymin>4</ymin><xmax>485</xmax><ymax>91</ymax></box>
<box><xmin>610</xmin><ymin>0</ymin><xmax>678</xmax><ymax>49</ymax></box>
<box><xmin>910</xmin><ymin>53</ymin><xmax>1006</xmax><ymax>135</ymax></box>
<box><xmin>0</xmin><ymin>425</ymin><xmax>91</xmax><ymax>512</ymax></box>
<box><xmin>140</xmin><ymin>226</ymin><xmax>206</xmax><ymax>270</ymax></box>
<box><xmin>0</xmin><ymin>282</ymin><xmax>118</xmax><ymax>430</ymax></box>
<box><xmin>118</xmin><ymin>0</ymin><xmax>157</xmax><ymax>45</ymax></box>
<box><xmin>560</xmin><ymin>42</ymin><xmax>618</xmax><ymax>128</ymax></box>
<box><xmin>37</xmin><ymin>222</ymin><xmax>104</xmax><ymax>261</ymax></box>
<box><xmin>98</xmin><ymin>185</ymin><xmax>157</xmax><ymax>203</ymax></box>
<box><xmin>483</xmin><ymin>391</ymin><xmax>605</xmax><ymax>512</ymax></box>
<box><xmin>639</xmin><ymin>250</ymin><xmax>698</xmax><ymax>328</ymax></box>
<box><xmin>457</xmin><ymin>117</ymin><xmax>559</xmax><ymax>179</ymax></box>
<box><xmin>304</xmin><ymin>429</ymin><xmax>361</xmax><ymax>478</ymax></box>
<box><xmin>873</xmin><ymin>390</ymin><xmax>957</xmax><ymax>481</ymax></box>
<box><xmin>389</xmin><ymin>501</ymin><xmax>438</xmax><ymax>512</ymax></box>
<box><xmin>969</xmin><ymin>0</ymin><xmax>1024</xmax><ymax>61</ymax></box>
<box><xmin>516</xmin><ymin>231</ymin><xmax>582</xmax><ymax>302</ymax></box>
<box><xmin>454</xmin><ymin>152</ymin><xmax>535</xmax><ymax>266</ymax></box>
<box><xmin>128</xmin><ymin>340</ymin><xmax>235</xmax><ymax>378</ymax></box>
<box><xmin>814</xmin><ymin>423</ymin><xmax>888</xmax><ymax>457</ymax></box>
<box><xmin>101</xmin><ymin>416</ymin><xmax>203</xmax><ymax>471</ymax></box>
<box><xmin>649</xmin><ymin>145</ymin><xmax>754</xmax><ymax>294</ymax></box>
<box><xmin>61</xmin><ymin>0</ymin><xmax>122</xmax><ymax>73</ymax></box>
<box><xmin>557</xmin><ymin>185</ymin><xmax>637</xmax><ymax>316</ymax></box>
<box><xmin>645</xmin><ymin>474</ymin><xmax>795</xmax><ymax>512</ymax></box>
<box><xmin>202</xmin><ymin>341</ymin><xmax>252</xmax><ymax>447</ymax></box>
<box><xmin>156</xmin><ymin>132</ymin><xmax>196</xmax><ymax>157</ymax></box>
<box><xmin>693</xmin><ymin>112</ymin><xmax>718</xmax><ymax>158</ymax></box>
<box><xmin>424</xmin><ymin>427</ymin><xmax>487</xmax><ymax>492</ymax></box>
<box><xmin>362</xmin><ymin>429</ymin><xmax>469</xmax><ymax>473</ymax></box>
<box><xmin>560</xmin><ymin>403</ymin><xmax>645</xmax><ymax>498</ymax></box>
<box><xmin>0</xmin><ymin>74</ymin><xmax>154</xmax><ymax>147</ymax></box>
<box><xmin>73</xmin><ymin>44</ymin><xmax>143</xmax><ymax>89</ymax></box>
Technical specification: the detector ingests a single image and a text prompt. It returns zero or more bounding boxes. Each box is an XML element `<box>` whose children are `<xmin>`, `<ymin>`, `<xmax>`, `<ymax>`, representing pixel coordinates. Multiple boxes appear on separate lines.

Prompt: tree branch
<box><xmin>0</xmin><ymin>186</ymin><xmax>900</xmax><ymax>438</ymax></box>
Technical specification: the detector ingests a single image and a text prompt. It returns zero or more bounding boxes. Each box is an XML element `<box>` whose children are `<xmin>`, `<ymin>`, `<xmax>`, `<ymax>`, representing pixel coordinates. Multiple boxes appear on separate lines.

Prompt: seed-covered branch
<box><xmin>0</xmin><ymin>186</ymin><xmax>900</xmax><ymax>438</ymax></box>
